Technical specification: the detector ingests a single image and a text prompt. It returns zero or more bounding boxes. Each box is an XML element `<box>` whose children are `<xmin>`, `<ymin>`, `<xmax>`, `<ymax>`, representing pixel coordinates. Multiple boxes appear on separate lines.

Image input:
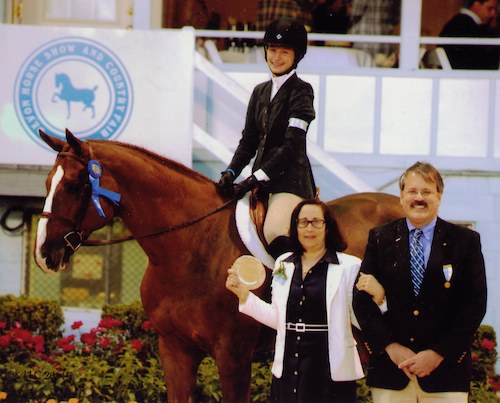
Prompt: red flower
<box><xmin>9</xmin><ymin>328</ymin><xmax>33</xmax><ymax>344</ymax></box>
<box><xmin>61</xmin><ymin>343</ymin><xmax>76</xmax><ymax>352</ymax></box>
<box><xmin>71</xmin><ymin>321</ymin><xmax>83</xmax><ymax>330</ymax></box>
<box><xmin>0</xmin><ymin>322</ymin><xmax>7</xmax><ymax>330</ymax></box>
<box><xmin>33</xmin><ymin>335</ymin><xmax>45</xmax><ymax>354</ymax></box>
<box><xmin>141</xmin><ymin>320</ymin><xmax>155</xmax><ymax>332</ymax></box>
<box><xmin>98</xmin><ymin>336</ymin><xmax>111</xmax><ymax>348</ymax></box>
<box><xmin>481</xmin><ymin>338</ymin><xmax>495</xmax><ymax>351</ymax></box>
<box><xmin>98</xmin><ymin>317</ymin><xmax>123</xmax><ymax>330</ymax></box>
<box><xmin>81</xmin><ymin>332</ymin><xmax>97</xmax><ymax>346</ymax></box>
<box><xmin>130</xmin><ymin>339</ymin><xmax>143</xmax><ymax>351</ymax></box>
<box><xmin>56</xmin><ymin>335</ymin><xmax>75</xmax><ymax>349</ymax></box>
<box><xmin>0</xmin><ymin>335</ymin><xmax>10</xmax><ymax>347</ymax></box>
<box><xmin>471</xmin><ymin>353</ymin><xmax>478</xmax><ymax>361</ymax></box>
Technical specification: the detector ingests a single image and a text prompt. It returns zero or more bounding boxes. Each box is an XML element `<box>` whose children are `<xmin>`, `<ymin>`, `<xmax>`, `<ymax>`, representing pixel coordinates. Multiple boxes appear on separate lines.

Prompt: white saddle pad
<box><xmin>235</xmin><ymin>193</ymin><xmax>275</xmax><ymax>269</ymax></box>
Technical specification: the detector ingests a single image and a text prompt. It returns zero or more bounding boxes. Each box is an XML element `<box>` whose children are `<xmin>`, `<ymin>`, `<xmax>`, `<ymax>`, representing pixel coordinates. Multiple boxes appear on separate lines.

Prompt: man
<box><xmin>440</xmin><ymin>0</ymin><xmax>499</xmax><ymax>70</ymax></box>
<box><xmin>217</xmin><ymin>18</ymin><xmax>316</xmax><ymax>259</ymax></box>
<box><xmin>353</xmin><ymin>161</ymin><xmax>487</xmax><ymax>402</ymax></box>
<box><xmin>349</xmin><ymin>0</ymin><xmax>401</xmax><ymax>61</ymax></box>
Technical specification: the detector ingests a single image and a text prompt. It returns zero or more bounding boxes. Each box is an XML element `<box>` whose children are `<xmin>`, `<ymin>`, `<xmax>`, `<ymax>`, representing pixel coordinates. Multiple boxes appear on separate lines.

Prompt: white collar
<box><xmin>460</xmin><ymin>8</ymin><xmax>482</xmax><ymax>25</ymax></box>
<box><xmin>271</xmin><ymin>69</ymin><xmax>295</xmax><ymax>100</ymax></box>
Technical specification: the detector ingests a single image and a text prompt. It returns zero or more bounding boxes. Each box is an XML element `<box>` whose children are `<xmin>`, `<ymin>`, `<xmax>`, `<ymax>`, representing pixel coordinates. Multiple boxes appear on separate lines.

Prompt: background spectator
<box><xmin>256</xmin><ymin>0</ymin><xmax>318</xmax><ymax>31</ymax></box>
<box><xmin>440</xmin><ymin>0</ymin><xmax>499</xmax><ymax>69</ymax></box>
<box><xmin>349</xmin><ymin>0</ymin><xmax>401</xmax><ymax>66</ymax></box>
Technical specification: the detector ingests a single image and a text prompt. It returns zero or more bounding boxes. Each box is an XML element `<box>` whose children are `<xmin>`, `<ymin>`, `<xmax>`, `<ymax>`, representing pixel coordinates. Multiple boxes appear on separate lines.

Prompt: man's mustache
<box><xmin>411</xmin><ymin>200</ymin><xmax>427</xmax><ymax>208</ymax></box>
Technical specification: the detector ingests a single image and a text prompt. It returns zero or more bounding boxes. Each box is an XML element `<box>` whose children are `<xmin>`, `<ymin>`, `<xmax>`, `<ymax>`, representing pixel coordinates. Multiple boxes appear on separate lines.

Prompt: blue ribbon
<box><xmin>88</xmin><ymin>160</ymin><xmax>121</xmax><ymax>217</ymax></box>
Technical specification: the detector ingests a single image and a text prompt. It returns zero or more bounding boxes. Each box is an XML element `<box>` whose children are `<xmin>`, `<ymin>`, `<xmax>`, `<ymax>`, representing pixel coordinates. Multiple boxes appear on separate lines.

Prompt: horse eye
<box><xmin>64</xmin><ymin>182</ymin><xmax>82</xmax><ymax>193</ymax></box>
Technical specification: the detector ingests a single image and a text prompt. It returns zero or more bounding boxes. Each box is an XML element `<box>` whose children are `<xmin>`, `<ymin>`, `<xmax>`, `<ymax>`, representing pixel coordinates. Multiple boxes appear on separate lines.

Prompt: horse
<box><xmin>52</xmin><ymin>73</ymin><xmax>98</xmax><ymax>119</ymax></box>
<box><xmin>35</xmin><ymin>129</ymin><xmax>404</xmax><ymax>402</ymax></box>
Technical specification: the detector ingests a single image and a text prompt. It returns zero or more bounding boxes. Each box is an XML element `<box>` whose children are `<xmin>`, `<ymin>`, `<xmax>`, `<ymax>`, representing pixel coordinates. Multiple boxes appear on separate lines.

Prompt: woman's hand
<box><xmin>226</xmin><ymin>267</ymin><xmax>250</xmax><ymax>304</ymax></box>
<box><xmin>356</xmin><ymin>272</ymin><xmax>385</xmax><ymax>305</ymax></box>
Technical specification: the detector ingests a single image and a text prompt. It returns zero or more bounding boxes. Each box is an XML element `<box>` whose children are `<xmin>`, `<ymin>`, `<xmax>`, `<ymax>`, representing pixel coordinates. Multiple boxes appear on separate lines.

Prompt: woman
<box><xmin>217</xmin><ymin>17</ymin><xmax>316</xmax><ymax>260</ymax></box>
<box><xmin>226</xmin><ymin>198</ymin><xmax>363</xmax><ymax>402</ymax></box>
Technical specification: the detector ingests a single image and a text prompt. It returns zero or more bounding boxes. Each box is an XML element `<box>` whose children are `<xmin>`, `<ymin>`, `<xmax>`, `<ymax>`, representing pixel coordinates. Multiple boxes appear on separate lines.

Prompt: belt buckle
<box><xmin>295</xmin><ymin>323</ymin><xmax>305</xmax><ymax>332</ymax></box>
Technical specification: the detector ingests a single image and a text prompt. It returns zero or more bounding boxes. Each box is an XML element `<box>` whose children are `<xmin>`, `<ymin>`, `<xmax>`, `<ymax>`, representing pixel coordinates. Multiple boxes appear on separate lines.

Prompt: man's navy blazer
<box><xmin>353</xmin><ymin>217</ymin><xmax>487</xmax><ymax>392</ymax></box>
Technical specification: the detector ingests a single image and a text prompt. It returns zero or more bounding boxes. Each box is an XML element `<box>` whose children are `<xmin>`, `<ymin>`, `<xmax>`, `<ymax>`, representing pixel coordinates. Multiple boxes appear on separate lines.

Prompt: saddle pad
<box><xmin>235</xmin><ymin>193</ymin><xmax>275</xmax><ymax>269</ymax></box>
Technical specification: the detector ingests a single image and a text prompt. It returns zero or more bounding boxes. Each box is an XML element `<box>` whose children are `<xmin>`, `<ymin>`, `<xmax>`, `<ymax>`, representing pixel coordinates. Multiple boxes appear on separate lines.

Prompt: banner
<box><xmin>0</xmin><ymin>25</ymin><xmax>194</xmax><ymax>166</ymax></box>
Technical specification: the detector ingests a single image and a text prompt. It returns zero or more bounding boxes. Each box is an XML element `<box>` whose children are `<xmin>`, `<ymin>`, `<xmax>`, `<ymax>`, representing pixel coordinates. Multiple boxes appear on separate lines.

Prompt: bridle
<box><xmin>41</xmin><ymin>148</ymin><xmax>237</xmax><ymax>253</ymax></box>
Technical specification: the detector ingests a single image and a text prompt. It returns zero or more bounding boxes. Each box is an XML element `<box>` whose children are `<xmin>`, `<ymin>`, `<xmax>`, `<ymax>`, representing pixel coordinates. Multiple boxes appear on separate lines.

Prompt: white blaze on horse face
<box><xmin>35</xmin><ymin>165</ymin><xmax>65</xmax><ymax>273</ymax></box>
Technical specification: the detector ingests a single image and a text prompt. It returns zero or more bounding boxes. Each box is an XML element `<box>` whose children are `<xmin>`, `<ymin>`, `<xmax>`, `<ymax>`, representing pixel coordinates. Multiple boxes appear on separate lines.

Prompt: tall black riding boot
<box><xmin>268</xmin><ymin>235</ymin><xmax>291</xmax><ymax>260</ymax></box>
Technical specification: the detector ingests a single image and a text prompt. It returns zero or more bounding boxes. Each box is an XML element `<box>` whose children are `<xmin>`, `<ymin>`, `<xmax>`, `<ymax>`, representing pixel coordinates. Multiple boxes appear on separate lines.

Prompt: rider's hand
<box><xmin>234</xmin><ymin>175</ymin><xmax>259</xmax><ymax>199</ymax></box>
<box><xmin>217</xmin><ymin>170</ymin><xmax>235</xmax><ymax>197</ymax></box>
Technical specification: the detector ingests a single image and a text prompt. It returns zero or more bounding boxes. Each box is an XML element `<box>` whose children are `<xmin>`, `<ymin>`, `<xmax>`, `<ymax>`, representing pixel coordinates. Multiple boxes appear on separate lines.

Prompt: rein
<box><xmin>82</xmin><ymin>197</ymin><xmax>237</xmax><ymax>246</ymax></box>
<box><xmin>44</xmin><ymin>148</ymin><xmax>237</xmax><ymax>249</ymax></box>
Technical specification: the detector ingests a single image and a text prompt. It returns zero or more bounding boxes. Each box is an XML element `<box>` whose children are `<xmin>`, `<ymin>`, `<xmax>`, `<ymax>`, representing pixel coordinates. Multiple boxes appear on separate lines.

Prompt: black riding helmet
<box><xmin>263</xmin><ymin>17</ymin><xmax>308</xmax><ymax>69</ymax></box>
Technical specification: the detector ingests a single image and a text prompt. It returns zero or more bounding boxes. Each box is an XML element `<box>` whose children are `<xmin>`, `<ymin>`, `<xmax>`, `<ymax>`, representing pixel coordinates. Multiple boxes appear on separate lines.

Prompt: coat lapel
<box><xmin>326</xmin><ymin>258</ymin><xmax>344</xmax><ymax>321</ymax></box>
<box><xmin>421</xmin><ymin>218</ymin><xmax>449</xmax><ymax>295</ymax></box>
<box><xmin>394</xmin><ymin>220</ymin><xmax>416</xmax><ymax>297</ymax></box>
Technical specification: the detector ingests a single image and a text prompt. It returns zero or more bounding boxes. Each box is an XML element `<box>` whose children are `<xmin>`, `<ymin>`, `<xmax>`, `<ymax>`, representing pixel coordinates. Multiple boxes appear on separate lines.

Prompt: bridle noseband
<box><xmin>41</xmin><ymin>148</ymin><xmax>106</xmax><ymax>252</ymax></box>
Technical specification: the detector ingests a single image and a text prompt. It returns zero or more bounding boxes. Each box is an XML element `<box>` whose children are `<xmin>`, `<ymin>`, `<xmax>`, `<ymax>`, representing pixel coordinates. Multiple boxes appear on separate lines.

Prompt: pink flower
<box><xmin>71</xmin><ymin>321</ymin><xmax>83</xmax><ymax>330</ymax></box>
<box><xmin>481</xmin><ymin>338</ymin><xmax>495</xmax><ymax>351</ymax></box>
<box><xmin>130</xmin><ymin>339</ymin><xmax>143</xmax><ymax>351</ymax></box>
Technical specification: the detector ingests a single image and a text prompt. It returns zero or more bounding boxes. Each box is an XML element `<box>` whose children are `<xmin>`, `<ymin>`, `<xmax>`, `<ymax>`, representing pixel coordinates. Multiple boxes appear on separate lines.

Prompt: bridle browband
<box><xmin>41</xmin><ymin>148</ymin><xmax>237</xmax><ymax>252</ymax></box>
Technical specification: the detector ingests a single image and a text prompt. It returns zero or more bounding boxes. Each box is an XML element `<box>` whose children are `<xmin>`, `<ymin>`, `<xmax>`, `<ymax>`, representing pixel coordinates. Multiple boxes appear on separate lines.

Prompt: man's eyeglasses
<box><xmin>296</xmin><ymin>218</ymin><xmax>326</xmax><ymax>229</ymax></box>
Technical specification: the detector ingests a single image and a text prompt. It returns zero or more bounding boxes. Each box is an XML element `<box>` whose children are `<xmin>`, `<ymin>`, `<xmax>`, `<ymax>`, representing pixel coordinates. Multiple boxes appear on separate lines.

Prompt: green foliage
<box><xmin>470</xmin><ymin>325</ymin><xmax>500</xmax><ymax>401</ymax></box>
<box><xmin>0</xmin><ymin>295</ymin><xmax>498</xmax><ymax>402</ymax></box>
<box><xmin>0</xmin><ymin>294</ymin><xmax>63</xmax><ymax>351</ymax></box>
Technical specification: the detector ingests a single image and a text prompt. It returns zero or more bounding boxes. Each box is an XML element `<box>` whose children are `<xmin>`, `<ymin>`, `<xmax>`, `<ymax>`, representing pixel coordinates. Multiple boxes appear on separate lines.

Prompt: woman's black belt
<box><xmin>285</xmin><ymin>322</ymin><xmax>329</xmax><ymax>332</ymax></box>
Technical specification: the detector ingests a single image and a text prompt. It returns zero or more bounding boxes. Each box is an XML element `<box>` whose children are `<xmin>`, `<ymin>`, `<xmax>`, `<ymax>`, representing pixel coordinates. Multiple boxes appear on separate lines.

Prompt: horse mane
<box><xmin>88</xmin><ymin>139</ymin><xmax>215</xmax><ymax>185</ymax></box>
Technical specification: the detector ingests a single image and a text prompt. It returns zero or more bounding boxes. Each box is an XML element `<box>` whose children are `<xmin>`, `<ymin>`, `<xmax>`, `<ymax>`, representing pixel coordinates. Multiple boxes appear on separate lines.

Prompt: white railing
<box><xmin>194</xmin><ymin>37</ymin><xmax>500</xmax><ymax>179</ymax></box>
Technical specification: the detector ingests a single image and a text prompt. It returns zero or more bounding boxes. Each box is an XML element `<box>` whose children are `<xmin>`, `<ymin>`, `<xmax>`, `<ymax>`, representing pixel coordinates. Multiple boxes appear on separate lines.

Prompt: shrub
<box><xmin>0</xmin><ymin>295</ymin><xmax>498</xmax><ymax>402</ymax></box>
<box><xmin>0</xmin><ymin>294</ymin><xmax>63</xmax><ymax>351</ymax></box>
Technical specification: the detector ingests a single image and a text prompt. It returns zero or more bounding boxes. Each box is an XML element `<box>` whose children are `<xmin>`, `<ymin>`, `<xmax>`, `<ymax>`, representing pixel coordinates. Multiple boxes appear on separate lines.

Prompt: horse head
<box><xmin>35</xmin><ymin>129</ymin><xmax>120</xmax><ymax>273</ymax></box>
<box><xmin>54</xmin><ymin>73</ymin><xmax>69</xmax><ymax>89</ymax></box>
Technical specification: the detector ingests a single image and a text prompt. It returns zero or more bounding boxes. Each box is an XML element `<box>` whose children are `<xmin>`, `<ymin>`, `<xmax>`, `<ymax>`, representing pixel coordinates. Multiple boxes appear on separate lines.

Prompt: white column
<box><xmin>133</xmin><ymin>0</ymin><xmax>152</xmax><ymax>29</ymax></box>
<box><xmin>399</xmin><ymin>0</ymin><xmax>422</xmax><ymax>70</ymax></box>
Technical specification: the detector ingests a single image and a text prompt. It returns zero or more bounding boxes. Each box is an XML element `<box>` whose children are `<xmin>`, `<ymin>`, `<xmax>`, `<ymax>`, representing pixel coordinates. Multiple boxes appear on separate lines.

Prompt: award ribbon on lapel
<box><xmin>88</xmin><ymin>160</ymin><xmax>121</xmax><ymax>217</ymax></box>
<box><xmin>443</xmin><ymin>264</ymin><xmax>453</xmax><ymax>289</ymax></box>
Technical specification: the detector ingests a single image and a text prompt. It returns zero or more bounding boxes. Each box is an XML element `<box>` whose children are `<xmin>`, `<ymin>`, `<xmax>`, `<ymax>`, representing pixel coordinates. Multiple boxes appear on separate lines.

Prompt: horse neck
<box><xmin>97</xmin><ymin>142</ymin><xmax>226</xmax><ymax>248</ymax></box>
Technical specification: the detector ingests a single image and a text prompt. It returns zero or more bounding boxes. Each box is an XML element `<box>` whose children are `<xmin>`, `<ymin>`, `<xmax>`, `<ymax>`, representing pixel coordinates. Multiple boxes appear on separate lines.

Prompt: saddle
<box><xmin>249</xmin><ymin>188</ymin><xmax>270</xmax><ymax>252</ymax></box>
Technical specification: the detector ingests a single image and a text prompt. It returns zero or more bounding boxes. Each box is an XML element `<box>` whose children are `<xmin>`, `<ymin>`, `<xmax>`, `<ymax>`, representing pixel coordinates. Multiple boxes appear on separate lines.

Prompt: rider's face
<box><xmin>266</xmin><ymin>46</ymin><xmax>295</xmax><ymax>76</ymax></box>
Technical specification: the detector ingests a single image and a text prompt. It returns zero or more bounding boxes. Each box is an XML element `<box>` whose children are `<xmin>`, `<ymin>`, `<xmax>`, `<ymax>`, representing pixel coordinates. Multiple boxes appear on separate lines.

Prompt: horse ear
<box><xmin>39</xmin><ymin>129</ymin><xmax>64</xmax><ymax>152</ymax></box>
<box><xmin>65</xmin><ymin>129</ymin><xmax>84</xmax><ymax>156</ymax></box>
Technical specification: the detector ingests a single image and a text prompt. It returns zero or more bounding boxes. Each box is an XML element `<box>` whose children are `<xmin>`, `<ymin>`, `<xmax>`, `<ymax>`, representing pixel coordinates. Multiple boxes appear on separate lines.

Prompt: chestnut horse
<box><xmin>35</xmin><ymin>129</ymin><xmax>404</xmax><ymax>402</ymax></box>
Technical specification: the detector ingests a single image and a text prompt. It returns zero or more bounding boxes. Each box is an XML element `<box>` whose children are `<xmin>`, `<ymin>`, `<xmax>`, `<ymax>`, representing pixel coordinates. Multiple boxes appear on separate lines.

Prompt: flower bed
<box><xmin>0</xmin><ymin>295</ymin><xmax>498</xmax><ymax>402</ymax></box>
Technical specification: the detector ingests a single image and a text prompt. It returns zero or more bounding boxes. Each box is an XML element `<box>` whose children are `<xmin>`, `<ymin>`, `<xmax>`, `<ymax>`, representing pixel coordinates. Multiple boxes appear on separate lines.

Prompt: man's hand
<box><xmin>385</xmin><ymin>343</ymin><xmax>417</xmax><ymax>380</ymax></box>
<box><xmin>398</xmin><ymin>349</ymin><xmax>444</xmax><ymax>379</ymax></box>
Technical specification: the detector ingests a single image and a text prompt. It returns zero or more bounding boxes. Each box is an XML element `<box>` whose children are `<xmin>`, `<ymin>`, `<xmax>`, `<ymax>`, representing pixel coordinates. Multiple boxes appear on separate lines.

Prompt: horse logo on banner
<box><xmin>14</xmin><ymin>37</ymin><xmax>133</xmax><ymax>148</ymax></box>
<box><xmin>52</xmin><ymin>72</ymin><xmax>98</xmax><ymax>119</ymax></box>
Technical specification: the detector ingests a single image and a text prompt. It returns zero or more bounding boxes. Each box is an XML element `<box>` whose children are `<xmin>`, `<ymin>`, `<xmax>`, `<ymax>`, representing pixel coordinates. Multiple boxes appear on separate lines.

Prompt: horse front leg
<box><xmin>216</xmin><ymin>350</ymin><xmax>253</xmax><ymax>403</ymax></box>
<box><xmin>215</xmin><ymin>324</ymin><xmax>261</xmax><ymax>403</ymax></box>
<box><xmin>158</xmin><ymin>335</ymin><xmax>204</xmax><ymax>403</ymax></box>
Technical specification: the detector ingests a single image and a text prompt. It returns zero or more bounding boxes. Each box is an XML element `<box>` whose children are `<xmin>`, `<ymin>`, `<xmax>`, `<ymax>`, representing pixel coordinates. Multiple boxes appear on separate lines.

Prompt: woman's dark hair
<box><xmin>289</xmin><ymin>198</ymin><xmax>347</xmax><ymax>254</ymax></box>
